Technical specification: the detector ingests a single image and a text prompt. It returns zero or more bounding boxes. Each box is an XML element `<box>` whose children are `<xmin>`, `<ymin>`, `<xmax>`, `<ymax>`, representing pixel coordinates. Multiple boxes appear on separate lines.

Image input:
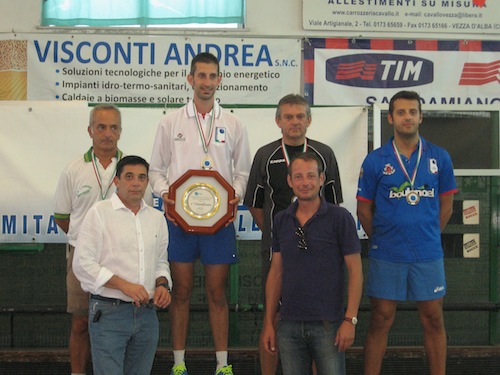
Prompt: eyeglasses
<box><xmin>295</xmin><ymin>227</ymin><xmax>308</xmax><ymax>250</ymax></box>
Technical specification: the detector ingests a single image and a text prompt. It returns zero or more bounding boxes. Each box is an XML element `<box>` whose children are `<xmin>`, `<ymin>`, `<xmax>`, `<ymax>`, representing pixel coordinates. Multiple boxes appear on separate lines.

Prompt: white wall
<box><xmin>1</xmin><ymin>0</ymin><xmax>497</xmax><ymax>40</ymax></box>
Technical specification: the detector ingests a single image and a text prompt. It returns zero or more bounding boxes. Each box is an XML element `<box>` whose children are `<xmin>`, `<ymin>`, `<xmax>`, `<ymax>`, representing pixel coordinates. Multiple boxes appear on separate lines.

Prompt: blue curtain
<box><xmin>42</xmin><ymin>0</ymin><xmax>244</xmax><ymax>26</ymax></box>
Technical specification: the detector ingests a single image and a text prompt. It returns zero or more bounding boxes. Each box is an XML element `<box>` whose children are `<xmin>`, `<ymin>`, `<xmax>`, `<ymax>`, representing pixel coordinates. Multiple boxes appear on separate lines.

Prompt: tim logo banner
<box><xmin>325</xmin><ymin>54</ymin><xmax>433</xmax><ymax>88</ymax></box>
<box><xmin>305</xmin><ymin>38</ymin><xmax>500</xmax><ymax>106</ymax></box>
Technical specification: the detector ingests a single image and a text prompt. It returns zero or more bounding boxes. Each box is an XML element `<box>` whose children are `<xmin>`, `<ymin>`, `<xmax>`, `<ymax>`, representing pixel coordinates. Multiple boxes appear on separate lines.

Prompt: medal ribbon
<box><xmin>91</xmin><ymin>151</ymin><xmax>116</xmax><ymax>200</ymax></box>
<box><xmin>392</xmin><ymin>137</ymin><xmax>422</xmax><ymax>188</ymax></box>
<box><xmin>193</xmin><ymin>101</ymin><xmax>216</xmax><ymax>154</ymax></box>
<box><xmin>281</xmin><ymin>139</ymin><xmax>308</xmax><ymax>166</ymax></box>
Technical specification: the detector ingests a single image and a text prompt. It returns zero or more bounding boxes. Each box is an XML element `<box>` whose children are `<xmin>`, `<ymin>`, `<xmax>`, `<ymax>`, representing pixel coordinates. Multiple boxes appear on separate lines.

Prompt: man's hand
<box><xmin>153</xmin><ymin>285</ymin><xmax>172</xmax><ymax>309</ymax></box>
<box><xmin>261</xmin><ymin>323</ymin><xmax>278</xmax><ymax>355</ymax></box>
<box><xmin>121</xmin><ymin>282</ymin><xmax>150</xmax><ymax>308</ymax></box>
<box><xmin>226</xmin><ymin>195</ymin><xmax>240</xmax><ymax>225</ymax></box>
<box><xmin>335</xmin><ymin>321</ymin><xmax>355</xmax><ymax>352</ymax></box>
<box><xmin>162</xmin><ymin>193</ymin><xmax>177</xmax><ymax>225</ymax></box>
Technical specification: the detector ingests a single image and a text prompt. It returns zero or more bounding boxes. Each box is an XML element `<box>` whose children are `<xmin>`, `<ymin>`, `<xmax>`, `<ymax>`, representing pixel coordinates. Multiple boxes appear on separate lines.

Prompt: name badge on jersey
<box><xmin>429</xmin><ymin>158</ymin><xmax>438</xmax><ymax>174</ymax></box>
<box><xmin>215</xmin><ymin>127</ymin><xmax>226</xmax><ymax>143</ymax></box>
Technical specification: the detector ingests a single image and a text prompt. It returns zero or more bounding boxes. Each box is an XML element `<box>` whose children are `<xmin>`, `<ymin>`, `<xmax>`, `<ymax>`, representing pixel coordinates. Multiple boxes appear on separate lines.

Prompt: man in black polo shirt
<box><xmin>244</xmin><ymin>94</ymin><xmax>343</xmax><ymax>375</ymax></box>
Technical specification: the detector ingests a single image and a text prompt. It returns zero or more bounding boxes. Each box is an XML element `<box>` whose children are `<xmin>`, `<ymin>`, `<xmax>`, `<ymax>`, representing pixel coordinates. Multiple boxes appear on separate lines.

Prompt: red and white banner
<box><xmin>304</xmin><ymin>38</ymin><xmax>500</xmax><ymax>106</ymax></box>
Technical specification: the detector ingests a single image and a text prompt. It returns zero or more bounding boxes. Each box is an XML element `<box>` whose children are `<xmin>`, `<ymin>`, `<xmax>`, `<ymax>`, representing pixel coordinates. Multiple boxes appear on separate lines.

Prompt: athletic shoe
<box><xmin>215</xmin><ymin>364</ymin><xmax>234</xmax><ymax>375</ymax></box>
<box><xmin>170</xmin><ymin>362</ymin><xmax>188</xmax><ymax>375</ymax></box>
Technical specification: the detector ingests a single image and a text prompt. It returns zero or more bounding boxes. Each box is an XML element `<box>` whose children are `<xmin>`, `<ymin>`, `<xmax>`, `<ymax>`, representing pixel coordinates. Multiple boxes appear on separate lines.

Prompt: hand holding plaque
<box><xmin>167</xmin><ymin>169</ymin><xmax>235</xmax><ymax>234</ymax></box>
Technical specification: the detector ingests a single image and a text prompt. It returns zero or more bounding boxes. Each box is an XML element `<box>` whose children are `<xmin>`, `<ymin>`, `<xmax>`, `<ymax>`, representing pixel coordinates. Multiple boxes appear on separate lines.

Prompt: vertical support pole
<box><xmin>228</xmin><ymin>239</ymin><xmax>240</xmax><ymax>346</ymax></box>
<box><xmin>489</xmin><ymin>176</ymin><xmax>499</xmax><ymax>345</ymax></box>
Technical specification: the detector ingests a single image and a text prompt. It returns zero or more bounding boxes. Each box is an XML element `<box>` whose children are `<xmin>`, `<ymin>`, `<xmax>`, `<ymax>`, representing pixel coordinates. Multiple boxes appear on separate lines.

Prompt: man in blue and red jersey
<box><xmin>357</xmin><ymin>90</ymin><xmax>458</xmax><ymax>375</ymax></box>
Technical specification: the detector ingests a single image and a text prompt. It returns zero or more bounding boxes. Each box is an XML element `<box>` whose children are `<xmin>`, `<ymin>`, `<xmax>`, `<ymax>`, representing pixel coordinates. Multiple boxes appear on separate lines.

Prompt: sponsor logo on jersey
<box><xmin>389</xmin><ymin>184</ymin><xmax>435</xmax><ymax>200</ymax></box>
<box><xmin>77</xmin><ymin>184</ymin><xmax>92</xmax><ymax>197</ymax></box>
<box><xmin>389</xmin><ymin>182</ymin><xmax>435</xmax><ymax>200</ymax></box>
<box><xmin>174</xmin><ymin>133</ymin><xmax>185</xmax><ymax>141</ymax></box>
<box><xmin>434</xmin><ymin>285</ymin><xmax>445</xmax><ymax>293</ymax></box>
<box><xmin>359</xmin><ymin>166</ymin><xmax>364</xmax><ymax>179</ymax></box>
<box><xmin>429</xmin><ymin>158</ymin><xmax>439</xmax><ymax>174</ymax></box>
<box><xmin>215</xmin><ymin>127</ymin><xmax>226</xmax><ymax>143</ymax></box>
<box><xmin>383</xmin><ymin>163</ymin><xmax>395</xmax><ymax>176</ymax></box>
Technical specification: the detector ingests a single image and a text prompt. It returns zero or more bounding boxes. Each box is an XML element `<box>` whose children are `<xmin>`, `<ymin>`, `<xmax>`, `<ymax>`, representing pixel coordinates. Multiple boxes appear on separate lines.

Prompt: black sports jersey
<box><xmin>244</xmin><ymin>138</ymin><xmax>343</xmax><ymax>258</ymax></box>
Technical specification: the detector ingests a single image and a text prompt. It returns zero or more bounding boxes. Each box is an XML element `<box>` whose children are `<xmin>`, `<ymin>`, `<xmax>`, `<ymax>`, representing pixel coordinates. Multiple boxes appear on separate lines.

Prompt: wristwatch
<box><xmin>157</xmin><ymin>282</ymin><xmax>171</xmax><ymax>292</ymax></box>
<box><xmin>344</xmin><ymin>316</ymin><xmax>358</xmax><ymax>326</ymax></box>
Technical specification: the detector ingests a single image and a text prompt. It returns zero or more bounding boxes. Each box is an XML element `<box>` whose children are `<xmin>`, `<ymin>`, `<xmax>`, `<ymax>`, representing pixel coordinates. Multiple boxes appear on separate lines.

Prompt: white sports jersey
<box><xmin>54</xmin><ymin>148</ymin><xmax>122</xmax><ymax>246</ymax></box>
<box><xmin>149</xmin><ymin>100</ymin><xmax>251</xmax><ymax>199</ymax></box>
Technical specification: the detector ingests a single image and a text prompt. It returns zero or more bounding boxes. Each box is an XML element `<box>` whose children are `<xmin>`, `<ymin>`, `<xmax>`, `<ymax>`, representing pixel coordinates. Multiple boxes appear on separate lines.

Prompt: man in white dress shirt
<box><xmin>73</xmin><ymin>155</ymin><xmax>172</xmax><ymax>375</ymax></box>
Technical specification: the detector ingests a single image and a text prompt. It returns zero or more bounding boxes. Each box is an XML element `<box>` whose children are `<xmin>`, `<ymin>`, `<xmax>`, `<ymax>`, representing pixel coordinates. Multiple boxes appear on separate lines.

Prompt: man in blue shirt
<box><xmin>244</xmin><ymin>94</ymin><xmax>343</xmax><ymax>374</ymax></box>
<box><xmin>357</xmin><ymin>91</ymin><xmax>457</xmax><ymax>375</ymax></box>
<box><xmin>262</xmin><ymin>152</ymin><xmax>362</xmax><ymax>375</ymax></box>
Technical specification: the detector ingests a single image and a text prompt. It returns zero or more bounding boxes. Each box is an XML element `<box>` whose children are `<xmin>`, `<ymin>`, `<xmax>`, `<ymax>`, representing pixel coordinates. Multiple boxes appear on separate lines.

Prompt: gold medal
<box><xmin>406</xmin><ymin>190</ymin><xmax>420</xmax><ymax>205</ymax></box>
<box><xmin>392</xmin><ymin>138</ymin><xmax>422</xmax><ymax>205</ymax></box>
<box><xmin>201</xmin><ymin>156</ymin><xmax>213</xmax><ymax>170</ymax></box>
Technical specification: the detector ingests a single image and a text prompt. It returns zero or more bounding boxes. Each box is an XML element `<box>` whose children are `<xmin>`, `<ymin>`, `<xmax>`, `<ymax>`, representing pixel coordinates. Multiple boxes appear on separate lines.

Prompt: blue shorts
<box><xmin>167</xmin><ymin>221</ymin><xmax>238</xmax><ymax>265</ymax></box>
<box><xmin>366</xmin><ymin>257</ymin><xmax>446</xmax><ymax>301</ymax></box>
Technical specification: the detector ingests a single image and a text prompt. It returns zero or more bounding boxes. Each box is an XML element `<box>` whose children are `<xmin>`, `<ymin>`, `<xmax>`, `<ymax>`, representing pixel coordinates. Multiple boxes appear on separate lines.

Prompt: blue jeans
<box><xmin>277</xmin><ymin>320</ymin><xmax>345</xmax><ymax>375</ymax></box>
<box><xmin>89</xmin><ymin>297</ymin><xmax>159</xmax><ymax>375</ymax></box>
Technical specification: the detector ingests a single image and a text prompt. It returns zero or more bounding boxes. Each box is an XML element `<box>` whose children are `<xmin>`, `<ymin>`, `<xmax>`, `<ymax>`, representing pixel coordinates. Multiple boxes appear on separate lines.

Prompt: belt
<box><xmin>91</xmin><ymin>294</ymin><xmax>132</xmax><ymax>304</ymax></box>
<box><xmin>90</xmin><ymin>294</ymin><xmax>157</xmax><ymax>309</ymax></box>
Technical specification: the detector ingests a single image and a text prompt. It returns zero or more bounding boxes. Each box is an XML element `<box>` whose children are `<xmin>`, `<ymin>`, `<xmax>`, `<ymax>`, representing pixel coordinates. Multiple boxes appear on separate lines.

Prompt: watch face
<box><xmin>352</xmin><ymin>317</ymin><xmax>358</xmax><ymax>325</ymax></box>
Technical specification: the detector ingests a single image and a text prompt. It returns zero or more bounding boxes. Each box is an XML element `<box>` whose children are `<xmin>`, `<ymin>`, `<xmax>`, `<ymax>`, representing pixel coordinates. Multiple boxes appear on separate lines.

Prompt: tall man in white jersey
<box><xmin>149</xmin><ymin>52</ymin><xmax>251</xmax><ymax>375</ymax></box>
